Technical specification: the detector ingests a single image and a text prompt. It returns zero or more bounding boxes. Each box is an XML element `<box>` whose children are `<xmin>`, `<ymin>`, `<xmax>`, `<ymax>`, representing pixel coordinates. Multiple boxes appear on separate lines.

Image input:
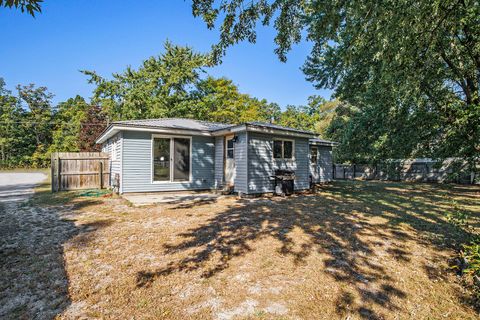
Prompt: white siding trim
<box><xmin>97</xmin><ymin>125</ymin><xmax>212</xmax><ymax>143</ymax></box>
<box><xmin>245</xmin><ymin>131</ymin><xmax>249</xmax><ymax>192</ymax></box>
<box><xmin>120</xmin><ymin>132</ymin><xmax>124</xmax><ymax>194</ymax></box>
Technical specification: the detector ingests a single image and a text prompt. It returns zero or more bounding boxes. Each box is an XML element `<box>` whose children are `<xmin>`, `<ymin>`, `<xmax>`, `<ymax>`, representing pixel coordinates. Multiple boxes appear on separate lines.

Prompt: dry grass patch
<box><xmin>2</xmin><ymin>180</ymin><xmax>480</xmax><ymax>319</ymax></box>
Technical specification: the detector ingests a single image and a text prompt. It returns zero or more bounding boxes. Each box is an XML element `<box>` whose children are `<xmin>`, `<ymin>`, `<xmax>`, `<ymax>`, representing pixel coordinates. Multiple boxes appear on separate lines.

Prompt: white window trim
<box><xmin>273</xmin><ymin>138</ymin><xmax>295</xmax><ymax>160</ymax></box>
<box><xmin>310</xmin><ymin>146</ymin><xmax>318</xmax><ymax>164</ymax></box>
<box><xmin>151</xmin><ymin>134</ymin><xmax>193</xmax><ymax>184</ymax></box>
<box><xmin>225</xmin><ymin>135</ymin><xmax>235</xmax><ymax>159</ymax></box>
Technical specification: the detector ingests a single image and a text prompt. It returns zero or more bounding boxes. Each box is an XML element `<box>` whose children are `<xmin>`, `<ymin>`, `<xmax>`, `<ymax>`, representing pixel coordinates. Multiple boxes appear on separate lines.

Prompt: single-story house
<box><xmin>96</xmin><ymin>118</ymin><xmax>335</xmax><ymax>195</ymax></box>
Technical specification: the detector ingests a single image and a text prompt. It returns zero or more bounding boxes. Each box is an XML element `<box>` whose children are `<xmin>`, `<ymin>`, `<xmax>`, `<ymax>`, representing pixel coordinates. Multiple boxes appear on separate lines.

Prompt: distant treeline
<box><xmin>0</xmin><ymin>42</ymin><xmax>338</xmax><ymax>168</ymax></box>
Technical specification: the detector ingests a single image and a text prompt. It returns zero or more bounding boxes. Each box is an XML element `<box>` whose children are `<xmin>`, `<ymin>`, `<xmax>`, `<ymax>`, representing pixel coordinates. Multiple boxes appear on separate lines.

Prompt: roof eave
<box><xmin>245</xmin><ymin>124</ymin><xmax>316</xmax><ymax>138</ymax></box>
<box><xmin>95</xmin><ymin>124</ymin><xmax>213</xmax><ymax>144</ymax></box>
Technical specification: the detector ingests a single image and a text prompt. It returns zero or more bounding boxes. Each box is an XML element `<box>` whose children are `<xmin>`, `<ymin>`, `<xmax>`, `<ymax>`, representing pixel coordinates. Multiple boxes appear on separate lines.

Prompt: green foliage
<box><xmin>0</xmin><ymin>79</ymin><xmax>100</xmax><ymax>168</ymax></box>
<box><xmin>0</xmin><ymin>0</ymin><xmax>42</xmax><ymax>16</ymax></box>
<box><xmin>1</xmin><ymin>41</ymin><xmax>338</xmax><ymax>169</ymax></box>
<box><xmin>191</xmin><ymin>0</ymin><xmax>480</xmax><ymax>170</ymax></box>
<box><xmin>49</xmin><ymin>95</ymin><xmax>89</xmax><ymax>152</ymax></box>
<box><xmin>78</xmin><ymin>105</ymin><xmax>107</xmax><ymax>152</ymax></box>
<box><xmin>443</xmin><ymin>199</ymin><xmax>480</xmax><ymax>297</ymax></box>
<box><xmin>446</xmin><ymin>200</ymin><xmax>472</xmax><ymax>229</ymax></box>
<box><xmin>462</xmin><ymin>238</ymin><xmax>480</xmax><ymax>278</ymax></box>
<box><xmin>276</xmin><ymin>96</ymin><xmax>341</xmax><ymax>135</ymax></box>
<box><xmin>0</xmin><ymin>79</ymin><xmax>24</xmax><ymax>164</ymax></box>
<box><xmin>0</xmin><ymin>80</ymin><xmax>55</xmax><ymax>168</ymax></box>
<box><xmin>83</xmin><ymin>41</ymin><xmax>283</xmax><ymax>125</ymax></box>
<box><xmin>189</xmin><ymin>76</ymin><xmax>280</xmax><ymax>123</ymax></box>
<box><xmin>83</xmin><ymin>41</ymin><xmax>212</xmax><ymax>120</ymax></box>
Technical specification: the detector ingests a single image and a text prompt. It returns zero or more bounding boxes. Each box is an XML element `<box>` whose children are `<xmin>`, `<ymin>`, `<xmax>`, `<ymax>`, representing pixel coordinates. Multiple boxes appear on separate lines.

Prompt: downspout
<box><xmin>120</xmin><ymin>131</ymin><xmax>124</xmax><ymax>194</ymax></box>
<box><xmin>245</xmin><ymin>130</ymin><xmax>249</xmax><ymax>195</ymax></box>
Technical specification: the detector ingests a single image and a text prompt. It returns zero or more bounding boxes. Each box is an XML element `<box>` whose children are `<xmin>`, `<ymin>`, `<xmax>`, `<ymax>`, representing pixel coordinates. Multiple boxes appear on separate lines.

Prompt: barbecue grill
<box><xmin>271</xmin><ymin>169</ymin><xmax>295</xmax><ymax>196</ymax></box>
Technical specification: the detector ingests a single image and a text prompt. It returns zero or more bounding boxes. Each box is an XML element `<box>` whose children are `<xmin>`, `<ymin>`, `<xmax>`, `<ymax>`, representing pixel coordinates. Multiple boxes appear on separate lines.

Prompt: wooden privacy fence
<box><xmin>51</xmin><ymin>152</ymin><xmax>110</xmax><ymax>192</ymax></box>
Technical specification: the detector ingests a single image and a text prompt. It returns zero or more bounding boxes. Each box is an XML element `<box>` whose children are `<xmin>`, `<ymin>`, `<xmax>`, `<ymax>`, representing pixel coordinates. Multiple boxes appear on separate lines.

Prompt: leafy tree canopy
<box><xmin>0</xmin><ymin>0</ymin><xmax>42</xmax><ymax>16</ymax></box>
<box><xmin>49</xmin><ymin>95</ymin><xmax>89</xmax><ymax>152</ymax></box>
<box><xmin>191</xmin><ymin>0</ymin><xmax>480</xmax><ymax>167</ymax></box>
<box><xmin>83</xmin><ymin>41</ymin><xmax>211</xmax><ymax>120</ymax></box>
<box><xmin>83</xmin><ymin>41</ymin><xmax>282</xmax><ymax>125</ymax></box>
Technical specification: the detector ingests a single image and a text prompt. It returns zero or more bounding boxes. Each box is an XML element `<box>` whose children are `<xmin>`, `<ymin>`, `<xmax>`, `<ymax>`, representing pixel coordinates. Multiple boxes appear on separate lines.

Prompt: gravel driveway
<box><xmin>0</xmin><ymin>172</ymin><xmax>47</xmax><ymax>203</ymax></box>
<box><xmin>0</xmin><ymin>172</ymin><xmax>78</xmax><ymax>319</ymax></box>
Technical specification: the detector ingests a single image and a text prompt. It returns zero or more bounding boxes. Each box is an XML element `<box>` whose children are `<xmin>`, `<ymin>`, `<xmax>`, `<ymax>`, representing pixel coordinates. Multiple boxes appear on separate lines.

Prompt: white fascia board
<box><xmin>212</xmin><ymin>124</ymin><xmax>315</xmax><ymax>138</ymax></box>
<box><xmin>245</xmin><ymin>125</ymin><xmax>316</xmax><ymax>139</ymax></box>
<box><xmin>309</xmin><ymin>141</ymin><xmax>338</xmax><ymax>147</ymax></box>
<box><xmin>97</xmin><ymin>123</ymin><xmax>316</xmax><ymax>143</ymax></box>
<box><xmin>96</xmin><ymin>125</ymin><xmax>213</xmax><ymax>144</ymax></box>
<box><xmin>96</xmin><ymin>127</ymin><xmax>118</xmax><ymax>144</ymax></box>
<box><xmin>211</xmin><ymin>124</ymin><xmax>248</xmax><ymax>136</ymax></box>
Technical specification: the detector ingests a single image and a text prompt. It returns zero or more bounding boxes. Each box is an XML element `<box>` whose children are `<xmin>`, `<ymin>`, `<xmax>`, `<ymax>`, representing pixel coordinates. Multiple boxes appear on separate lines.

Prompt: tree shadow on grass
<box><xmin>135</xmin><ymin>180</ymin><xmax>479</xmax><ymax>318</ymax></box>
<box><xmin>0</xmin><ymin>187</ymin><xmax>109</xmax><ymax>319</ymax></box>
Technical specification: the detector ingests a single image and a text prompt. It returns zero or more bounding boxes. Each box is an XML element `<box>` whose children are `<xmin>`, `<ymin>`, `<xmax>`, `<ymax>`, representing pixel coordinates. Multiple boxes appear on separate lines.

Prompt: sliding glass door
<box><xmin>153</xmin><ymin>138</ymin><xmax>171</xmax><ymax>181</ymax></box>
<box><xmin>152</xmin><ymin>136</ymin><xmax>191</xmax><ymax>182</ymax></box>
<box><xmin>173</xmin><ymin>138</ymin><xmax>190</xmax><ymax>181</ymax></box>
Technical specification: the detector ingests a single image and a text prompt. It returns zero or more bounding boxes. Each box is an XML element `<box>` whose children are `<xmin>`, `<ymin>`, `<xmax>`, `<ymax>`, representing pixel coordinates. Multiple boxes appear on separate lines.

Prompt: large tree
<box><xmin>17</xmin><ymin>83</ymin><xmax>54</xmax><ymax>148</ymax></box>
<box><xmin>83</xmin><ymin>41</ymin><xmax>211</xmax><ymax>121</ymax></box>
<box><xmin>83</xmin><ymin>41</ymin><xmax>281</xmax><ymax>125</ymax></box>
<box><xmin>0</xmin><ymin>79</ymin><xmax>28</xmax><ymax>165</ymax></box>
<box><xmin>78</xmin><ymin>104</ymin><xmax>107</xmax><ymax>152</ymax></box>
<box><xmin>17</xmin><ymin>83</ymin><xmax>54</xmax><ymax>166</ymax></box>
<box><xmin>0</xmin><ymin>80</ymin><xmax>55</xmax><ymax>167</ymax></box>
<box><xmin>189</xmin><ymin>76</ymin><xmax>280</xmax><ymax>123</ymax></box>
<box><xmin>50</xmin><ymin>95</ymin><xmax>89</xmax><ymax>152</ymax></box>
<box><xmin>191</xmin><ymin>0</ymin><xmax>480</xmax><ymax>168</ymax></box>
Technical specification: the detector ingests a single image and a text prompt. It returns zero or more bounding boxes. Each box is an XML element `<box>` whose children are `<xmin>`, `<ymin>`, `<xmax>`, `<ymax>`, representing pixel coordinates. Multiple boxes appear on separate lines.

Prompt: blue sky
<box><xmin>0</xmin><ymin>1</ymin><xmax>332</xmax><ymax>108</ymax></box>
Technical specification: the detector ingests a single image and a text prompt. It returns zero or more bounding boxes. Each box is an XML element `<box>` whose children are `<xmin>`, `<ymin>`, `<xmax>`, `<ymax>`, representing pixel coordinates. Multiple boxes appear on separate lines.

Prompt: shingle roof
<box><xmin>112</xmin><ymin>118</ymin><xmax>234</xmax><ymax>132</ymax></box>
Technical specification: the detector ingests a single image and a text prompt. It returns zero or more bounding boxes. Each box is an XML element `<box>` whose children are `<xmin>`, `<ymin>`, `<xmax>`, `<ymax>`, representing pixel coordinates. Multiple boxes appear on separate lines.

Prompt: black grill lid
<box><xmin>274</xmin><ymin>169</ymin><xmax>295</xmax><ymax>176</ymax></box>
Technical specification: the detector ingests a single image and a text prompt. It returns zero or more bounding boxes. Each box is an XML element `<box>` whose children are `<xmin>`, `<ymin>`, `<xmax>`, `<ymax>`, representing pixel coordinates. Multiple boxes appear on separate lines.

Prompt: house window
<box><xmin>173</xmin><ymin>138</ymin><xmax>190</xmax><ymax>181</ymax></box>
<box><xmin>152</xmin><ymin>136</ymin><xmax>191</xmax><ymax>182</ymax></box>
<box><xmin>273</xmin><ymin>139</ymin><xmax>294</xmax><ymax>159</ymax></box>
<box><xmin>310</xmin><ymin>146</ymin><xmax>318</xmax><ymax>164</ymax></box>
<box><xmin>153</xmin><ymin>138</ymin><xmax>171</xmax><ymax>181</ymax></box>
<box><xmin>226</xmin><ymin>137</ymin><xmax>234</xmax><ymax>159</ymax></box>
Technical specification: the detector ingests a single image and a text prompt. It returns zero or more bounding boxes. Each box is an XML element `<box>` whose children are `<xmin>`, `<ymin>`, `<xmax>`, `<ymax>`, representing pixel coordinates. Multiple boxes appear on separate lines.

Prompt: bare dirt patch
<box><xmin>2</xmin><ymin>181</ymin><xmax>480</xmax><ymax>319</ymax></box>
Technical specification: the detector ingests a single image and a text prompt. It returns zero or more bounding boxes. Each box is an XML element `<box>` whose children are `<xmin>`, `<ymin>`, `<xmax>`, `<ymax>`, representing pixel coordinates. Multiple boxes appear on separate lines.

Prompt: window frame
<box><xmin>151</xmin><ymin>134</ymin><xmax>192</xmax><ymax>184</ymax></box>
<box><xmin>310</xmin><ymin>146</ymin><xmax>318</xmax><ymax>164</ymax></box>
<box><xmin>272</xmin><ymin>138</ymin><xmax>295</xmax><ymax>160</ymax></box>
<box><xmin>226</xmin><ymin>136</ymin><xmax>235</xmax><ymax>159</ymax></box>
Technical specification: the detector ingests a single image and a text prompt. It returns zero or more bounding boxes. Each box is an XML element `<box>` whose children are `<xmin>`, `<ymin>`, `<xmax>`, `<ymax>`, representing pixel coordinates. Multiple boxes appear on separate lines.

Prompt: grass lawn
<box><xmin>3</xmin><ymin>180</ymin><xmax>480</xmax><ymax>319</ymax></box>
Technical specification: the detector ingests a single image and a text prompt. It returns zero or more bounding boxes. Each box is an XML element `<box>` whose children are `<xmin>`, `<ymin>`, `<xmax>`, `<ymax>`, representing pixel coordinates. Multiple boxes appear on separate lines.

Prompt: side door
<box><xmin>224</xmin><ymin>135</ymin><xmax>235</xmax><ymax>186</ymax></box>
<box><xmin>309</xmin><ymin>146</ymin><xmax>319</xmax><ymax>183</ymax></box>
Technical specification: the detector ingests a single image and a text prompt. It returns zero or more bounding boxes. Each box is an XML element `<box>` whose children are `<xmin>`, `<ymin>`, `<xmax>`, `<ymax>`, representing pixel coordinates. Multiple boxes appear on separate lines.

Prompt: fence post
<box><xmin>99</xmin><ymin>161</ymin><xmax>103</xmax><ymax>189</ymax></box>
<box><xmin>353</xmin><ymin>164</ymin><xmax>356</xmax><ymax>179</ymax></box>
<box><xmin>51</xmin><ymin>153</ymin><xmax>54</xmax><ymax>192</ymax></box>
<box><xmin>56</xmin><ymin>153</ymin><xmax>61</xmax><ymax>192</ymax></box>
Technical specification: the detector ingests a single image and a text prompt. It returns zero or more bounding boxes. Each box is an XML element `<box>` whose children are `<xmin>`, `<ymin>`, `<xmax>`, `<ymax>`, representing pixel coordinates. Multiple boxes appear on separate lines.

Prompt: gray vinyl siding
<box><xmin>247</xmin><ymin>132</ymin><xmax>310</xmax><ymax>194</ymax></box>
<box><xmin>318</xmin><ymin>146</ymin><xmax>333</xmax><ymax>182</ymax></box>
<box><xmin>214</xmin><ymin>136</ymin><xmax>224</xmax><ymax>188</ymax></box>
<box><xmin>309</xmin><ymin>145</ymin><xmax>333</xmax><ymax>183</ymax></box>
<box><xmin>233</xmin><ymin>132</ymin><xmax>248</xmax><ymax>194</ymax></box>
<box><xmin>102</xmin><ymin>132</ymin><xmax>122</xmax><ymax>187</ymax></box>
<box><xmin>121</xmin><ymin>131</ymin><xmax>215</xmax><ymax>193</ymax></box>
